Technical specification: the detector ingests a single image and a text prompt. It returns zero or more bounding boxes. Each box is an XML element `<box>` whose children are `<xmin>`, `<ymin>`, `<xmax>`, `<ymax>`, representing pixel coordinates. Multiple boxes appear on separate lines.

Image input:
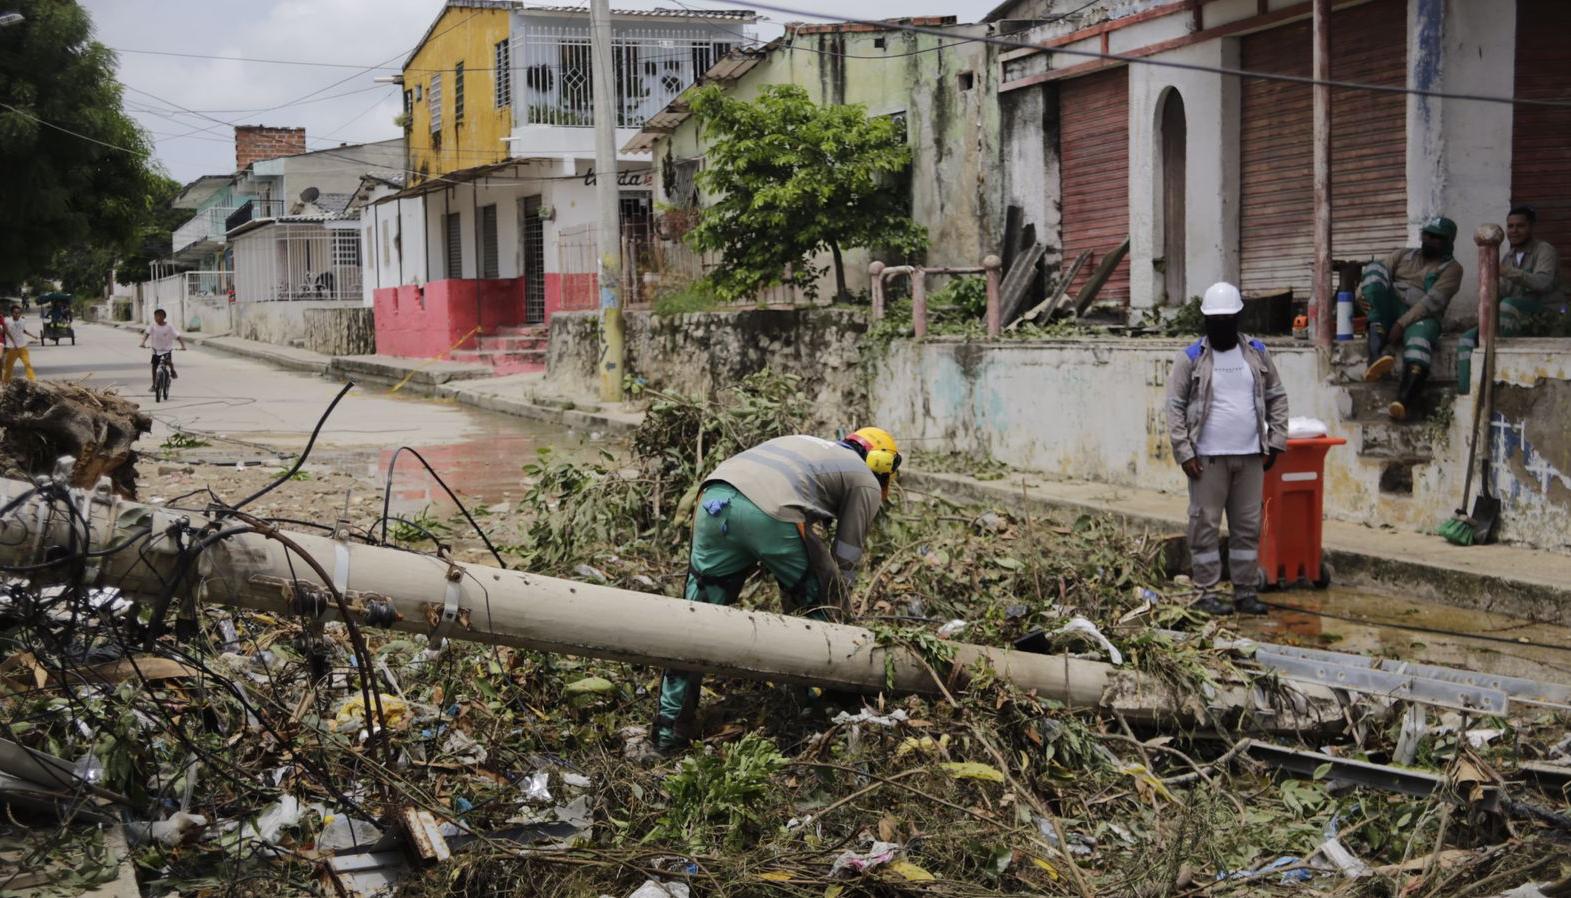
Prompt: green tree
<box><xmin>686</xmin><ymin>84</ymin><xmax>926</xmax><ymax>301</ymax></box>
<box><xmin>0</xmin><ymin>0</ymin><xmax>164</xmax><ymax>290</ymax></box>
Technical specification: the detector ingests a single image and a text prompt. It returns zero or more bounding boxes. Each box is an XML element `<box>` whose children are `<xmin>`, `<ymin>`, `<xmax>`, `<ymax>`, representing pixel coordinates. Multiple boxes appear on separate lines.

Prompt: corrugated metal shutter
<box><xmin>1239</xmin><ymin>0</ymin><xmax>1407</xmax><ymax>297</ymax></box>
<box><xmin>445</xmin><ymin>212</ymin><xmax>463</xmax><ymax>279</ymax></box>
<box><xmin>480</xmin><ymin>204</ymin><xmax>500</xmax><ymax>279</ymax></box>
<box><xmin>1059</xmin><ymin>67</ymin><xmax>1130</xmax><ymax>305</ymax></box>
<box><xmin>1512</xmin><ymin>0</ymin><xmax>1571</xmax><ymax>279</ymax></box>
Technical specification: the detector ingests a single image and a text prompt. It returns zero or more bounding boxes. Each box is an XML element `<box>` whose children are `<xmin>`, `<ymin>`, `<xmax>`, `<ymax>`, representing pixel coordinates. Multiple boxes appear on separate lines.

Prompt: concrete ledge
<box><xmin>185</xmin><ymin>333</ymin><xmax>331</xmax><ymax>376</ymax></box>
<box><xmin>327</xmin><ymin>354</ymin><xmax>492</xmax><ymax>393</ymax></box>
<box><xmin>440</xmin><ymin>373</ymin><xmax>643</xmax><ymax>434</ymax></box>
<box><xmin>902</xmin><ymin>470</ymin><xmax>1571</xmax><ymax>624</ymax></box>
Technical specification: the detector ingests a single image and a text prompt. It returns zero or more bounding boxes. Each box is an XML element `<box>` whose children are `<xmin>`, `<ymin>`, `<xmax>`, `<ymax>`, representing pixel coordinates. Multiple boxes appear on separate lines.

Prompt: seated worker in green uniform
<box><xmin>651</xmin><ymin>427</ymin><xmax>900</xmax><ymax>754</ymax></box>
<box><xmin>1456</xmin><ymin>205</ymin><xmax>1566</xmax><ymax>394</ymax></box>
<box><xmin>1361</xmin><ymin>216</ymin><xmax>1464</xmax><ymax>421</ymax></box>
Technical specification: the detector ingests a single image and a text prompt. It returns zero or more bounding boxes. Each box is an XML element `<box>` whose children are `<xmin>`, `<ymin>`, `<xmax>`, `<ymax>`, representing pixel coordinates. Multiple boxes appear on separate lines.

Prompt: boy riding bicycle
<box><xmin>139</xmin><ymin>308</ymin><xmax>186</xmax><ymax>390</ymax></box>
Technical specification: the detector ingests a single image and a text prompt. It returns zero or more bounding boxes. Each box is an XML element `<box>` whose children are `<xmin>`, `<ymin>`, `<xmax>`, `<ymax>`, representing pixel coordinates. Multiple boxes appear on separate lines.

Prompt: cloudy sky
<box><xmin>83</xmin><ymin>0</ymin><xmax>988</xmax><ymax>183</ymax></box>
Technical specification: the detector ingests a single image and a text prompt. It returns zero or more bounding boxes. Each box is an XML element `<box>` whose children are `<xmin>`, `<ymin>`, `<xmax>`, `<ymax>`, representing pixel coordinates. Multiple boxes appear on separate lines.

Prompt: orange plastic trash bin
<box><xmin>1257</xmin><ymin>436</ymin><xmax>1346</xmax><ymax>590</ymax></box>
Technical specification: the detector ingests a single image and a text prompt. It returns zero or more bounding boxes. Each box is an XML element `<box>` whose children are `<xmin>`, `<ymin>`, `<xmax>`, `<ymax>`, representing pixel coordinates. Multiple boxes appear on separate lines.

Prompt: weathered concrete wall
<box><xmin>873</xmin><ymin>337</ymin><xmax>1571</xmax><ymax>554</ymax></box>
<box><xmin>547</xmin><ymin>308</ymin><xmax>867</xmax><ymax>418</ymax></box>
<box><xmin>303</xmin><ymin>307</ymin><xmax>375</xmax><ymax>356</ymax></box>
<box><xmin>233</xmin><ymin>301</ymin><xmax>365</xmax><ymax>349</ymax></box>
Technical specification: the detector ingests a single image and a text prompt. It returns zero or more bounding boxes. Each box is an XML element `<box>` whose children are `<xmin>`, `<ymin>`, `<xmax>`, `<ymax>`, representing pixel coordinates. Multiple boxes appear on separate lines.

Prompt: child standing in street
<box><xmin>2</xmin><ymin>304</ymin><xmax>38</xmax><ymax>383</ymax></box>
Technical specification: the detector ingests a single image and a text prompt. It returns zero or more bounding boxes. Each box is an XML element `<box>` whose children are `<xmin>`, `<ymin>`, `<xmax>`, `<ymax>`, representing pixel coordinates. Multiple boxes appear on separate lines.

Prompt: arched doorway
<box><xmin>1158</xmin><ymin>89</ymin><xmax>1187</xmax><ymax>305</ymax></box>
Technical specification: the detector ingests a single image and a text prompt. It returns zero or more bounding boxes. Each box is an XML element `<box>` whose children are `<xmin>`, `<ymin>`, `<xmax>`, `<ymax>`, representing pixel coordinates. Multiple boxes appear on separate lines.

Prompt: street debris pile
<box><xmin>0</xmin><ymin>379</ymin><xmax>151</xmax><ymax>497</ymax></box>
<box><xmin>0</xmin><ymin>377</ymin><xmax>1567</xmax><ymax>897</ymax></box>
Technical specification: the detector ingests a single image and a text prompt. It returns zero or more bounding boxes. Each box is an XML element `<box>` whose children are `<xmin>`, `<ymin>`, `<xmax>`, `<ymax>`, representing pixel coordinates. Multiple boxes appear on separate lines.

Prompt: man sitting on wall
<box><xmin>1360</xmin><ymin>216</ymin><xmax>1463</xmax><ymax>421</ymax></box>
<box><xmin>1456</xmin><ymin>205</ymin><xmax>1567</xmax><ymax>394</ymax></box>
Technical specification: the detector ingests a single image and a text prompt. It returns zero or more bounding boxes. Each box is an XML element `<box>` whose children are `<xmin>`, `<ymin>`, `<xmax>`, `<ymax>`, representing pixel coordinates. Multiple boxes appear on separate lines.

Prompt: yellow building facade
<box><xmin>404</xmin><ymin>1</ymin><xmax>514</xmax><ymax>184</ymax></box>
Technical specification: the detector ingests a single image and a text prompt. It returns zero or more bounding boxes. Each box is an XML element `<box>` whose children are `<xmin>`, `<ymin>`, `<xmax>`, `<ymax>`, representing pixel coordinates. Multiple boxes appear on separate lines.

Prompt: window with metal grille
<box><xmin>445</xmin><ymin>212</ymin><xmax>462</xmax><ymax>278</ymax></box>
<box><xmin>429</xmin><ymin>74</ymin><xmax>443</xmax><ymax>133</ymax></box>
<box><xmin>480</xmin><ymin>204</ymin><xmax>499</xmax><ymax>279</ymax></box>
<box><xmin>454</xmin><ymin>61</ymin><xmax>465</xmax><ymax>124</ymax></box>
<box><xmin>495</xmin><ymin>39</ymin><xmax>511</xmax><ymax>108</ymax></box>
<box><xmin>332</xmin><ymin>232</ymin><xmax>360</xmax><ymax>266</ymax></box>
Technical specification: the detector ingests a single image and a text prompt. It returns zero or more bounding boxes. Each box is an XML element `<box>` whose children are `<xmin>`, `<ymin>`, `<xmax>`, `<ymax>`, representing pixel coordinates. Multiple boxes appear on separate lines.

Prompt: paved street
<box><xmin>26</xmin><ymin>323</ymin><xmax>505</xmax><ymax>453</ymax></box>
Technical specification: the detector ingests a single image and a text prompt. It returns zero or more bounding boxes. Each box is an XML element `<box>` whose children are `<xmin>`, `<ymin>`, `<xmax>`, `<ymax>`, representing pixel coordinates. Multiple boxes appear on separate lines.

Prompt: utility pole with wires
<box><xmin>590</xmin><ymin>0</ymin><xmax>624</xmax><ymax>402</ymax></box>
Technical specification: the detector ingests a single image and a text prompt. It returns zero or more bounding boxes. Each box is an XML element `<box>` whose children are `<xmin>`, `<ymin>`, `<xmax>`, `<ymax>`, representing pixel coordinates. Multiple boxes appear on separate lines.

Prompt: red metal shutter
<box><xmin>1239</xmin><ymin>0</ymin><xmax>1407</xmax><ymax>297</ymax></box>
<box><xmin>1512</xmin><ymin>0</ymin><xmax>1571</xmax><ymax>278</ymax></box>
<box><xmin>1059</xmin><ymin>67</ymin><xmax>1131</xmax><ymax>306</ymax></box>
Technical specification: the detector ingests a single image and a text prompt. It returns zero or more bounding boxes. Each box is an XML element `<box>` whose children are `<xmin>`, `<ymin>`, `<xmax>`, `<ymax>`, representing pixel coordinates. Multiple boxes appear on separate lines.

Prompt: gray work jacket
<box><xmin>1165</xmin><ymin>336</ymin><xmax>1290</xmax><ymax>466</ymax></box>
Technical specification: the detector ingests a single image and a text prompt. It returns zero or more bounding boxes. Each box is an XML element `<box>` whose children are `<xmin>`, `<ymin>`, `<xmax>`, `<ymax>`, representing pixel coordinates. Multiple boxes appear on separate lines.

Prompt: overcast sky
<box><xmin>83</xmin><ymin>0</ymin><xmax>989</xmax><ymax>183</ymax></box>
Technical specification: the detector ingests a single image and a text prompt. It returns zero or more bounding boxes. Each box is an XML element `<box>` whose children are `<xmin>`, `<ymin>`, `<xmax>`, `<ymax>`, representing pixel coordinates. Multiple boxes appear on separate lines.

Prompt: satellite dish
<box><xmin>300</xmin><ymin>186</ymin><xmax>321</xmax><ymax>203</ymax></box>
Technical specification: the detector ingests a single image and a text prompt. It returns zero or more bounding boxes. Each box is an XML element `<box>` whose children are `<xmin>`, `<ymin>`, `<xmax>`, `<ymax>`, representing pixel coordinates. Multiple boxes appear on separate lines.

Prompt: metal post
<box><xmin>590</xmin><ymin>0</ymin><xmax>624</xmax><ymax>402</ymax></box>
<box><xmin>1476</xmin><ymin>224</ymin><xmax>1504</xmax><ymax>350</ymax></box>
<box><xmin>912</xmin><ymin>270</ymin><xmax>928</xmax><ymax>339</ymax></box>
<box><xmin>869</xmin><ymin>261</ymin><xmax>885</xmax><ymax>320</ymax></box>
<box><xmin>1311</xmin><ymin>0</ymin><xmax>1332</xmax><ymax>349</ymax></box>
<box><xmin>983</xmin><ymin>254</ymin><xmax>1003</xmax><ymax>338</ymax></box>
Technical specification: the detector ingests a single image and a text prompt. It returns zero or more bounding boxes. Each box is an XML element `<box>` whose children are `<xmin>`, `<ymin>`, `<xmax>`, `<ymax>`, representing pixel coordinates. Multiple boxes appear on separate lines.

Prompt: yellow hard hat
<box><xmin>850</xmin><ymin>426</ymin><xmax>901</xmax><ymax>478</ymax></box>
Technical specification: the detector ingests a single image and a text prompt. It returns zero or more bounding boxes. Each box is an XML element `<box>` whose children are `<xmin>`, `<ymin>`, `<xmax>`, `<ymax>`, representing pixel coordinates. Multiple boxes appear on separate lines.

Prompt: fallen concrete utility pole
<box><xmin>0</xmin><ymin>475</ymin><xmax>1343</xmax><ymax>735</ymax></box>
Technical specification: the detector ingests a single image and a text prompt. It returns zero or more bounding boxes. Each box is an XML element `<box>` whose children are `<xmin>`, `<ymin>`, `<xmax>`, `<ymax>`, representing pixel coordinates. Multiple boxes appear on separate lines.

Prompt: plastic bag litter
<box><xmin>1051</xmin><ymin>616</ymin><xmax>1124</xmax><ymax>665</ymax></box>
<box><xmin>829</xmin><ymin>841</ymin><xmax>901</xmax><ymax>877</ymax></box>
<box><xmin>1288</xmin><ymin>417</ymin><xmax>1329</xmax><ymax>439</ymax></box>
<box><xmin>936</xmin><ymin>619</ymin><xmax>968</xmax><ymax>638</ymax></box>
<box><xmin>627</xmin><ymin>880</ymin><xmax>690</xmax><ymax>898</ymax></box>
<box><xmin>319</xmin><ymin>813</ymin><xmax>384</xmax><ymax>852</ymax></box>
<box><xmin>831</xmin><ymin>708</ymin><xmax>909</xmax><ymax>727</ymax></box>
<box><xmin>127</xmin><ymin>811</ymin><xmax>208</xmax><ymax>847</ymax></box>
<box><xmin>333</xmin><ymin>693</ymin><xmax>411</xmax><ymax>733</ymax></box>
<box><xmin>523</xmin><ymin>771</ymin><xmax>552</xmax><ymax>803</ymax></box>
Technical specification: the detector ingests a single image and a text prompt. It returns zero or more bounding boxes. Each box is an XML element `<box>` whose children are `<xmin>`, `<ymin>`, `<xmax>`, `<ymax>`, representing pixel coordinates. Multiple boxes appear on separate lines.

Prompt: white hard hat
<box><xmin>1201</xmin><ymin>282</ymin><xmax>1244</xmax><ymax>316</ymax></box>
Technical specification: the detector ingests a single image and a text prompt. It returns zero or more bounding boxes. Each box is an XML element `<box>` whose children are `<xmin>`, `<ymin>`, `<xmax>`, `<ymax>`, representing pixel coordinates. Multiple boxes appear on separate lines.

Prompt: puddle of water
<box><xmin>313</xmin><ymin>421</ymin><xmax>608</xmax><ymax>516</ymax></box>
<box><xmin>1237</xmin><ymin>586</ymin><xmax>1571</xmax><ymax>685</ymax></box>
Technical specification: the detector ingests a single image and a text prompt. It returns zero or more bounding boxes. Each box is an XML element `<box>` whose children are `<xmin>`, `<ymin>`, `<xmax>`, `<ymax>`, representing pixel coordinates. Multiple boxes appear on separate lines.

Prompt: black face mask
<box><xmin>1204</xmin><ymin>315</ymin><xmax>1240</xmax><ymax>351</ymax></box>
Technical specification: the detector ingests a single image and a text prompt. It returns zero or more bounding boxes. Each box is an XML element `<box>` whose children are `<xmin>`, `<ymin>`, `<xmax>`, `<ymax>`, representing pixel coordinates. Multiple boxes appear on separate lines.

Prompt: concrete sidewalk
<box><xmin>163</xmin><ymin>324</ymin><xmax>1570</xmax><ymax>620</ymax></box>
<box><xmin>903</xmin><ymin>470</ymin><xmax>1571</xmax><ymax>623</ymax></box>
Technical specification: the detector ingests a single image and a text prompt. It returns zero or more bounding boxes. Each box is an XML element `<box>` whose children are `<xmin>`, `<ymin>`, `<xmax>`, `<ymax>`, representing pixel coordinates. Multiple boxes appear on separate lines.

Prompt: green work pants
<box><xmin>1457</xmin><ymin>295</ymin><xmax>1540</xmax><ymax>394</ymax></box>
<box><xmin>654</xmin><ymin>483</ymin><xmax>824</xmax><ymax>745</ymax></box>
<box><xmin>1364</xmin><ymin>282</ymin><xmax>1442</xmax><ymax>373</ymax></box>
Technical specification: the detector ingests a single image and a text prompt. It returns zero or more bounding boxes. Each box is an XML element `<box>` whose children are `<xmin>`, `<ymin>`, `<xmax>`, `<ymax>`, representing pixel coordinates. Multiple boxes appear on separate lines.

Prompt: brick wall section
<box><xmin>234</xmin><ymin>126</ymin><xmax>306</xmax><ymax>171</ymax></box>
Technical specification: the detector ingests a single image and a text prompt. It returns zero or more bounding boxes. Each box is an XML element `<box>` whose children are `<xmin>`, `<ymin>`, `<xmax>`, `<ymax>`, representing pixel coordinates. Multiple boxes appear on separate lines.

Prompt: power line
<box><xmin>0</xmin><ymin>101</ymin><xmax>149</xmax><ymax>157</ymax></box>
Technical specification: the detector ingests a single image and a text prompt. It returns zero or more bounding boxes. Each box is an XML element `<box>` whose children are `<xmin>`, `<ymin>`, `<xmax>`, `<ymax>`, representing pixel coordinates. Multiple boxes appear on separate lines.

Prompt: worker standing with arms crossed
<box><xmin>651</xmin><ymin>427</ymin><xmax>900</xmax><ymax>754</ymax></box>
<box><xmin>1166</xmin><ymin>283</ymin><xmax>1289</xmax><ymax>616</ymax></box>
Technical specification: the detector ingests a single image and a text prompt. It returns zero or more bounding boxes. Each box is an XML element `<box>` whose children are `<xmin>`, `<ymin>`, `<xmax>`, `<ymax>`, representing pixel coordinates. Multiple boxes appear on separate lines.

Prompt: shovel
<box><xmin>1468</xmin><ymin>311</ymin><xmax>1502</xmax><ymax>543</ymax></box>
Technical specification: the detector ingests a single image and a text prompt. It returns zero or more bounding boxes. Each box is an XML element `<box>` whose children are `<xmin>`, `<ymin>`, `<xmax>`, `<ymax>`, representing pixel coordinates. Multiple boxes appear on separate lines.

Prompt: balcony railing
<box><xmin>172</xmin><ymin>206</ymin><xmax>238</xmax><ymax>254</ymax></box>
<box><xmin>225</xmin><ymin>198</ymin><xmax>288</xmax><ymax>233</ymax></box>
<box><xmin>516</xmin><ymin>27</ymin><xmax>734</xmax><ymax>129</ymax></box>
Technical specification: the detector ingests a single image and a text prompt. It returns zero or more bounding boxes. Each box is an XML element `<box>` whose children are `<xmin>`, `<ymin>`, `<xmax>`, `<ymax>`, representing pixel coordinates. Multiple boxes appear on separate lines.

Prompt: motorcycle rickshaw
<box><xmin>40</xmin><ymin>292</ymin><xmax>75</xmax><ymax>346</ymax></box>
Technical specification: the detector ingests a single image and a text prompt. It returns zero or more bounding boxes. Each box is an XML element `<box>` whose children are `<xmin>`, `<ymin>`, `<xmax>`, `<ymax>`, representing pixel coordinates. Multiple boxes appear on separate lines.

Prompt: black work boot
<box><xmin>1234</xmin><ymin>594</ymin><xmax>1270</xmax><ymax>615</ymax></box>
<box><xmin>1388</xmin><ymin>364</ymin><xmax>1427</xmax><ymax>421</ymax></box>
<box><xmin>1192</xmin><ymin>592</ymin><xmax>1234</xmax><ymax>616</ymax></box>
<box><xmin>1364</xmin><ymin>325</ymin><xmax>1395</xmax><ymax>382</ymax></box>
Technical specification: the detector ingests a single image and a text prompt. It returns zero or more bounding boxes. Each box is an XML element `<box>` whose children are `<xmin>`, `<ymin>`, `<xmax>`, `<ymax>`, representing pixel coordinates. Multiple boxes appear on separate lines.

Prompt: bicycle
<box><xmin>153</xmin><ymin>351</ymin><xmax>174</xmax><ymax>403</ymax></box>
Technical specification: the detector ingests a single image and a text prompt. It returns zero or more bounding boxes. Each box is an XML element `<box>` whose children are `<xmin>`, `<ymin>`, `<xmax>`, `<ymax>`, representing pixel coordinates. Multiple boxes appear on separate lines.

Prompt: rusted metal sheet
<box><xmin>1511</xmin><ymin>0</ymin><xmax>1571</xmax><ymax>282</ymax></box>
<box><xmin>1059</xmin><ymin>66</ymin><xmax>1131</xmax><ymax>307</ymax></box>
<box><xmin>1239</xmin><ymin>0</ymin><xmax>1406</xmax><ymax>298</ymax></box>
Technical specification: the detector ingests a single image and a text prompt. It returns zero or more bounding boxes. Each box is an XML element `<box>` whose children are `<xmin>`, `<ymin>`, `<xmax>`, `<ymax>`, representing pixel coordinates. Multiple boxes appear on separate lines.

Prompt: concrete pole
<box><xmin>869</xmin><ymin>261</ymin><xmax>885</xmax><ymax>320</ymax></box>
<box><xmin>1311</xmin><ymin>0</ymin><xmax>1333</xmax><ymax>350</ymax></box>
<box><xmin>590</xmin><ymin>0</ymin><xmax>625</xmax><ymax>402</ymax></box>
<box><xmin>983</xmin><ymin>255</ymin><xmax>1003</xmax><ymax>338</ymax></box>
<box><xmin>911</xmin><ymin>270</ymin><xmax>928</xmax><ymax>339</ymax></box>
<box><xmin>0</xmin><ymin>478</ymin><xmax>1342</xmax><ymax>735</ymax></box>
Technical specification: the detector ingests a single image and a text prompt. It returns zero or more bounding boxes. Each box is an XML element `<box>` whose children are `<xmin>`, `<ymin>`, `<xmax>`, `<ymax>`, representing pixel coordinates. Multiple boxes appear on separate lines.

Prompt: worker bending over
<box><xmin>1457</xmin><ymin>205</ymin><xmax>1565</xmax><ymax>394</ymax></box>
<box><xmin>1360</xmin><ymin>216</ymin><xmax>1463</xmax><ymax>420</ymax></box>
<box><xmin>1166</xmin><ymin>283</ymin><xmax>1289</xmax><ymax>616</ymax></box>
<box><xmin>652</xmin><ymin>427</ymin><xmax>899</xmax><ymax>753</ymax></box>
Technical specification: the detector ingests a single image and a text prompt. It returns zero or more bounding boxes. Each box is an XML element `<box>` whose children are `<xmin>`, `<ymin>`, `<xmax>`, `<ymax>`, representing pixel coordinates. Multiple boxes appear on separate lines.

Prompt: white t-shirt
<box><xmin>1195</xmin><ymin>346</ymin><xmax>1260</xmax><ymax>456</ymax></box>
<box><xmin>147</xmin><ymin>323</ymin><xmax>181</xmax><ymax>353</ymax></box>
<box><xmin>3</xmin><ymin>318</ymin><xmax>26</xmax><ymax>347</ymax></box>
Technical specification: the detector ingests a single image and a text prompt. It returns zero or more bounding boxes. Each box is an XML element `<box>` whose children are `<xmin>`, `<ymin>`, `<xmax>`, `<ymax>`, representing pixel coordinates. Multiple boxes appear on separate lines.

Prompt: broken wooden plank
<box><xmin>998</xmin><ymin>240</ymin><xmax>1047</xmax><ymax>328</ymax></box>
<box><xmin>1011</xmin><ymin>249</ymin><xmax>1090</xmax><ymax>330</ymax></box>
<box><xmin>1073</xmin><ymin>236</ymin><xmax>1131</xmax><ymax>316</ymax></box>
